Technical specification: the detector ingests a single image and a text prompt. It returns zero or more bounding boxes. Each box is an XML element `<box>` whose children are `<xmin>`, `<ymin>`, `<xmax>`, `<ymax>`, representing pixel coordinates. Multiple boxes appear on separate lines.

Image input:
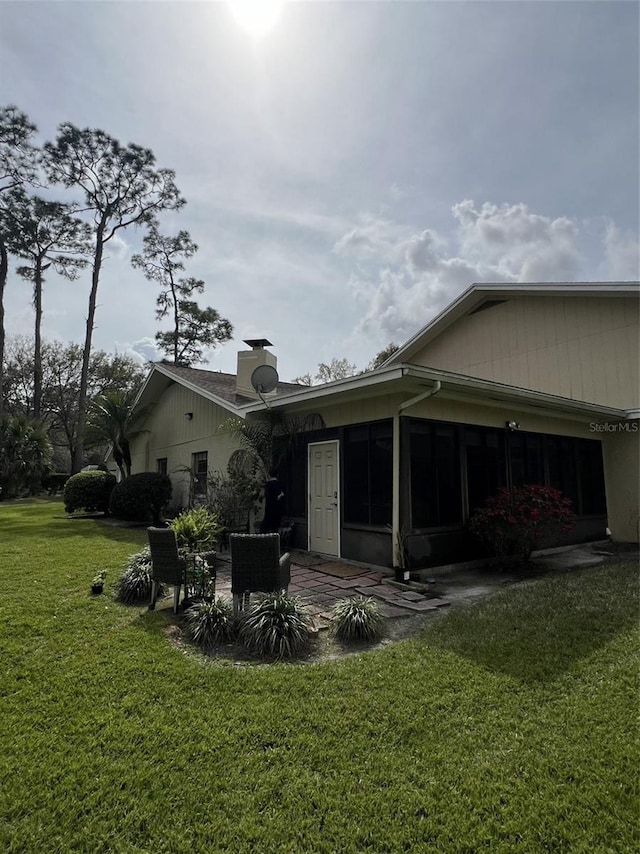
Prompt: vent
<box><xmin>469</xmin><ymin>299</ymin><xmax>507</xmax><ymax>315</ymax></box>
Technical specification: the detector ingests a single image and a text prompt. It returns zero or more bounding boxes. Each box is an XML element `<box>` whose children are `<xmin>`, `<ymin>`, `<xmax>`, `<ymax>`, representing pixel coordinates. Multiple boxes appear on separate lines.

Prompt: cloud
<box><xmin>332</xmin><ymin>214</ymin><xmax>411</xmax><ymax>264</ymax></box>
<box><xmin>115</xmin><ymin>337</ymin><xmax>160</xmax><ymax>366</ymax></box>
<box><xmin>452</xmin><ymin>201</ymin><xmax>582</xmax><ymax>281</ymax></box>
<box><xmin>341</xmin><ymin>199</ymin><xmax>625</xmax><ymax>343</ymax></box>
<box><xmin>601</xmin><ymin>221</ymin><xmax>640</xmax><ymax>280</ymax></box>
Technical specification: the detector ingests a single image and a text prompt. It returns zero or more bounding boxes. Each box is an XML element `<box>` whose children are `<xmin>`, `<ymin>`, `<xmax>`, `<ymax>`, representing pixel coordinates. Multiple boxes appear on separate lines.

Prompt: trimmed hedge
<box><xmin>63</xmin><ymin>471</ymin><xmax>116</xmax><ymax>515</ymax></box>
<box><xmin>109</xmin><ymin>472</ymin><xmax>172</xmax><ymax>525</ymax></box>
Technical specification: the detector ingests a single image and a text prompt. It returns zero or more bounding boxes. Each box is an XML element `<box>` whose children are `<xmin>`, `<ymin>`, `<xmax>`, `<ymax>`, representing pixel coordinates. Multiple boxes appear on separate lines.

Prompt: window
<box><xmin>409</xmin><ymin>420</ymin><xmax>462</xmax><ymax>528</ymax></box>
<box><xmin>191</xmin><ymin>451</ymin><xmax>208</xmax><ymax>497</ymax></box>
<box><xmin>343</xmin><ymin>420</ymin><xmax>393</xmax><ymax>526</ymax></box>
<box><xmin>156</xmin><ymin>458</ymin><xmax>168</xmax><ymax>476</ymax></box>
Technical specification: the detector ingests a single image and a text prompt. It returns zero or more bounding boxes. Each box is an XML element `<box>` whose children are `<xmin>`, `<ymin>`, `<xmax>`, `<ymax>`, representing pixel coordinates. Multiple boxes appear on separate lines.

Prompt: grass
<box><xmin>1</xmin><ymin>498</ymin><xmax>638</xmax><ymax>853</ymax></box>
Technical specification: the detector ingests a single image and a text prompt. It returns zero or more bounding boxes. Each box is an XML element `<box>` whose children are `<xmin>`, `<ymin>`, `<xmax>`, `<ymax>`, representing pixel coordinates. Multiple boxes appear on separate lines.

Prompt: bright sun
<box><xmin>226</xmin><ymin>1</ymin><xmax>284</xmax><ymax>39</ymax></box>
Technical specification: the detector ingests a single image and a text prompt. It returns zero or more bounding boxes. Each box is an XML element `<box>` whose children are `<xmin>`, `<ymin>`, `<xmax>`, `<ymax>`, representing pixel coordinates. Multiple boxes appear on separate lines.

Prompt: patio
<box><xmin>211</xmin><ymin>549</ymin><xmax>452</xmax><ymax>630</ymax></box>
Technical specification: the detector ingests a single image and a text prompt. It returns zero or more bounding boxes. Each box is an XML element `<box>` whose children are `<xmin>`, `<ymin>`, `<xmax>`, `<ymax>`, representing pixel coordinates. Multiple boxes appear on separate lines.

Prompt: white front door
<box><xmin>308</xmin><ymin>441</ymin><xmax>340</xmax><ymax>556</ymax></box>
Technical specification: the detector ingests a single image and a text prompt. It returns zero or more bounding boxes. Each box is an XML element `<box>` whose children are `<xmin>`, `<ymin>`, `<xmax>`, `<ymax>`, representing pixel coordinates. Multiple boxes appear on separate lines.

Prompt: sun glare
<box><xmin>226</xmin><ymin>0</ymin><xmax>284</xmax><ymax>39</ymax></box>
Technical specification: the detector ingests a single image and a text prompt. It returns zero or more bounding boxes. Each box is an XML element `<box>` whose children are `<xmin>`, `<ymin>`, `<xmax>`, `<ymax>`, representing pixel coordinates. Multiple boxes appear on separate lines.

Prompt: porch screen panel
<box><xmin>409</xmin><ymin>420</ymin><xmax>462</xmax><ymax>528</ymax></box>
<box><xmin>369</xmin><ymin>422</ymin><xmax>393</xmax><ymax>525</ymax></box>
<box><xmin>464</xmin><ymin>427</ymin><xmax>507</xmax><ymax>514</ymax></box>
<box><xmin>577</xmin><ymin>439</ymin><xmax>606</xmax><ymax>515</ymax></box>
<box><xmin>343</xmin><ymin>420</ymin><xmax>393</xmax><ymax>526</ymax></box>
<box><xmin>547</xmin><ymin>436</ymin><xmax>579</xmax><ymax>512</ymax></box>
<box><xmin>509</xmin><ymin>433</ymin><xmax>544</xmax><ymax>486</ymax></box>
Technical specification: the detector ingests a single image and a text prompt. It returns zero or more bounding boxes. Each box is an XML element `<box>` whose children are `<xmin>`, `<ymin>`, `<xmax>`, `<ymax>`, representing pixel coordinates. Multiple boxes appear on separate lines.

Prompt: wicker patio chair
<box><xmin>229</xmin><ymin>533</ymin><xmax>291</xmax><ymax>611</ymax></box>
<box><xmin>147</xmin><ymin>527</ymin><xmax>186</xmax><ymax>614</ymax></box>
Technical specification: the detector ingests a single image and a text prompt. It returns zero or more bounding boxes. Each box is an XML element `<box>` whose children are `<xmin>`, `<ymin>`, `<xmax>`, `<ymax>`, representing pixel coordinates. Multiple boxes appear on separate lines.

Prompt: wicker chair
<box><xmin>230</xmin><ymin>533</ymin><xmax>291</xmax><ymax>611</ymax></box>
<box><xmin>147</xmin><ymin>527</ymin><xmax>186</xmax><ymax>614</ymax></box>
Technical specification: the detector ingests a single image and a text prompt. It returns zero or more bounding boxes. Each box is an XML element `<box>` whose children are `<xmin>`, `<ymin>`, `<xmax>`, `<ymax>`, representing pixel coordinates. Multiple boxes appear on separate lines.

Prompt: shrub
<box><xmin>330</xmin><ymin>596</ymin><xmax>385</xmax><ymax>643</ymax></box>
<box><xmin>239</xmin><ymin>594</ymin><xmax>312</xmax><ymax>660</ymax></box>
<box><xmin>109</xmin><ymin>472</ymin><xmax>172</xmax><ymax>525</ymax></box>
<box><xmin>185</xmin><ymin>598</ymin><xmax>235</xmax><ymax>649</ymax></box>
<box><xmin>63</xmin><ymin>470</ymin><xmax>116</xmax><ymax>514</ymax></box>
<box><xmin>469</xmin><ymin>484</ymin><xmax>576</xmax><ymax>567</ymax></box>
<box><xmin>113</xmin><ymin>547</ymin><xmax>160</xmax><ymax>605</ymax></box>
<box><xmin>170</xmin><ymin>506</ymin><xmax>223</xmax><ymax>553</ymax></box>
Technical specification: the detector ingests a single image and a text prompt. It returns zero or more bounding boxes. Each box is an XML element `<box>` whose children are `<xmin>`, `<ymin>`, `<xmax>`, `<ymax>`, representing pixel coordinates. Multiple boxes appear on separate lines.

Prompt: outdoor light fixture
<box><xmin>505</xmin><ymin>420</ymin><xmax>520</xmax><ymax>431</ymax></box>
<box><xmin>185</xmin><ymin>412</ymin><xmax>193</xmax><ymax>421</ymax></box>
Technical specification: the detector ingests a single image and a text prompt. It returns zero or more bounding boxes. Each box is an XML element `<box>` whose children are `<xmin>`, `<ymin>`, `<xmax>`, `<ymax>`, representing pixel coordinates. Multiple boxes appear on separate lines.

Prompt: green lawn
<box><xmin>1</xmin><ymin>499</ymin><xmax>638</xmax><ymax>853</ymax></box>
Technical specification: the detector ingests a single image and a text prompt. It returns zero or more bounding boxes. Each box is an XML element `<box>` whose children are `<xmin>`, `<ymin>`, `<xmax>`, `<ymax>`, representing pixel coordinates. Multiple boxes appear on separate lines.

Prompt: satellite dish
<box><xmin>251</xmin><ymin>364</ymin><xmax>279</xmax><ymax>394</ymax></box>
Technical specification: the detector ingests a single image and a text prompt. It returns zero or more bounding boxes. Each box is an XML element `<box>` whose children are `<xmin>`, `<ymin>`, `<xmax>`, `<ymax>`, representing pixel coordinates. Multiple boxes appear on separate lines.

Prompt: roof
<box><xmin>132</xmin><ymin>361</ymin><xmax>305</xmax><ymax>418</ymax></box>
<box><xmin>384</xmin><ymin>281</ymin><xmax>640</xmax><ymax>367</ymax></box>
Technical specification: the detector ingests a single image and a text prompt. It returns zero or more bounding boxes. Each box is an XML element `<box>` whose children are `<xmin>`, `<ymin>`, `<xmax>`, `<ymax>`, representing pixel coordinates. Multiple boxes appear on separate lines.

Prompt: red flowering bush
<box><xmin>469</xmin><ymin>485</ymin><xmax>576</xmax><ymax>567</ymax></box>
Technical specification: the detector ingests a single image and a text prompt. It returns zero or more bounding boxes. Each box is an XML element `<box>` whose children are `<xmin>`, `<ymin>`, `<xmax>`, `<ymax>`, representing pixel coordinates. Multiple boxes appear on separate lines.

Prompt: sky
<box><xmin>2</xmin><ymin>0</ymin><xmax>639</xmax><ymax>382</ymax></box>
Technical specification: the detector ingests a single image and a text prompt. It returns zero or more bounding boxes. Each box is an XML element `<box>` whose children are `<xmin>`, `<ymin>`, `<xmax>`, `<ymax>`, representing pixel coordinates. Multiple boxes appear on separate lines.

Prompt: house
<box><xmin>126</xmin><ymin>339</ymin><xmax>303</xmax><ymax>508</ymax></box>
<box><xmin>125</xmin><ymin>282</ymin><xmax>639</xmax><ymax>568</ymax></box>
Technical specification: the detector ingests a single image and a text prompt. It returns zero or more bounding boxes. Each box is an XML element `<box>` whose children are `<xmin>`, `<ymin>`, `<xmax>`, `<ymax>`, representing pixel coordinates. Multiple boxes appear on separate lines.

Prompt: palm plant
<box><xmin>220</xmin><ymin>410</ymin><xmax>325</xmax><ymax>486</ymax></box>
<box><xmin>87</xmin><ymin>389</ymin><xmax>144</xmax><ymax>479</ymax></box>
<box><xmin>0</xmin><ymin>413</ymin><xmax>51</xmax><ymax>498</ymax></box>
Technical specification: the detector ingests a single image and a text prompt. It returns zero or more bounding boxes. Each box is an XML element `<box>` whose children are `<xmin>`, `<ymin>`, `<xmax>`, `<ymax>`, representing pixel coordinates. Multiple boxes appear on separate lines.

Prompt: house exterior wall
<box><xmin>602</xmin><ymin>424</ymin><xmax>640</xmax><ymax>543</ymax></box>
<box><xmin>410</xmin><ymin>296</ymin><xmax>639</xmax><ymax>409</ymax></box>
<box><xmin>129</xmin><ymin>383</ymin><xmax>241</xmax><ymax>509</ymax></box>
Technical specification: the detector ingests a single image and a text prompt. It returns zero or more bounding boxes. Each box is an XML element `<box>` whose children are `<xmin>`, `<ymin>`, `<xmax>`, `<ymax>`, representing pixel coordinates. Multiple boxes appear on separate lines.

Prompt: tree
<box><xmin>292</xmin><ymin>357</ymin><xmax>358</xmax><ymax>386</ymax></box>
<box><xmin>1</xmin><ymin>189</ymin><xmax>91</xmax><ymax>417</ymax></box>
<box><xmin>43</xmin><ymin>124</ymin><xmax>184</xmax><ymax>471</ymax></box>
<box><xmin>87</xmin><ymin>388</ymin><xmax>143</xmax><ymax>480</ymax></box>
<box><xmin>155</xmin><ymin>301</ymin><xmax>233</xmax><ymax>366</ymax></box>
<box><xmin>2</xmin><ymin>336</ymin><xmax>146</xmax><ymax>470</ymax></box>
<box><xmin>0</xmin><ymin>413</ymin><xmax>51</xmax><ymax>499</ymax></box>
<box><xmin>366</xmin><ymin>342</ymin><xmax>399</xmax><ymax>371</ymax></box>
<box><xmin>131</xmin><ymin>225</ymin><xmax>233</xmax><ymax>366</ymax></box>
<box><xmin>0</xmin><ymin>105</ymin><xmax>38</xmax><ymax>417</ymax></box>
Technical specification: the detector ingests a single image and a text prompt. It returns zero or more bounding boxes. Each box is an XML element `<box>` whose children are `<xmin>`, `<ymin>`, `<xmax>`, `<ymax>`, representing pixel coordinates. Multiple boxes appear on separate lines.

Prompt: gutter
<box><xmin>398</xmin><ymin>379</ymin><xmax>442</xmax><ymax>412</ymax></box>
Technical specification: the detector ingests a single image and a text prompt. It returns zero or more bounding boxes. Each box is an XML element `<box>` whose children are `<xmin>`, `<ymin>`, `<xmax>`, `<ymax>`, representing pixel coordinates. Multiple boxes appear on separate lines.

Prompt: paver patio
<box><xmin>212</xmin><ymin>549</ymin><xmax>452</xmax><ymax>630</ymax></box>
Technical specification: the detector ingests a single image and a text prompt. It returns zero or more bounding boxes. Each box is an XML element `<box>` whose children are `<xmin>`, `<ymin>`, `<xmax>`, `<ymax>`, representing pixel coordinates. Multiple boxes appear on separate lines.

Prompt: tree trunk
<box><xmin>0</xmin><ymin>238</ymin><xmax>7</xmax><ymax>419</ymax></box>
<box><xmin>73</xmin><ymin>222</ymin><xmax>105</xmax><ymax>473</ymax></box>
<box><xmin>172</xmin><ymin>281</ymin><xmax>179</xmax><ymax>362</ymax></box>
<box><xmin>33</xmin><ymin>257</ymin><xmax>44</xmax><ymax>420</ymax></box>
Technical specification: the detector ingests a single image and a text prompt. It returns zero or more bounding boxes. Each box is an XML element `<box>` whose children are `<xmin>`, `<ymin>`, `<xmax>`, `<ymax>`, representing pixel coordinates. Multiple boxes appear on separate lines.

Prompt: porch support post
<box><xmin>392</xmin><ymin>413</ymin><xmax>401</xmax><ymax>567</ymax></box>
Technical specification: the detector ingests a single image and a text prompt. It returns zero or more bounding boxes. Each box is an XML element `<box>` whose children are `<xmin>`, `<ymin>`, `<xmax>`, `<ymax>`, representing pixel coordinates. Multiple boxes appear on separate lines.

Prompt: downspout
<box><xmin>392</xmin><ymin>380</ymin><xmax>442</xmax><ymax>575</ymax></box>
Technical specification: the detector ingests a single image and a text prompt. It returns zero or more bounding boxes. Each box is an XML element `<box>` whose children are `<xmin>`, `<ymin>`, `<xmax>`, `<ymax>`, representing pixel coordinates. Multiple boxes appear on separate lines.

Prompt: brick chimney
<box><xmin>236</xmin><ymin>339</ymin><xmax>277</xmax><ymax>399</ymax></box>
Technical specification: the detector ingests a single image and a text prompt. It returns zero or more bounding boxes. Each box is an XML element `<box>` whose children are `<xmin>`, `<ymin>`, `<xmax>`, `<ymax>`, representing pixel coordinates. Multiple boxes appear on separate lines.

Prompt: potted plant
<box><xmin>91</xmin><ymin>569</ymin><xmax>107</xmax><ymax>595</ymax></box>
<box><xmin>393</xmin><ymin>527</ymin><xmax>411</xmax><ymax>583</ymax></box>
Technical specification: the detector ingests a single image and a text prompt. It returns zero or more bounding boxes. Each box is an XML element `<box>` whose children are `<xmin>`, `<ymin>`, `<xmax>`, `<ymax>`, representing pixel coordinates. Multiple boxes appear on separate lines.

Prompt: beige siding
<box><xmin>602</xmin><ymin>424</ymin><xmax>640</xmax><ymax>543</ymax></box>
<box><xmin>411</xmin><ymin>296</ymin><xmax>639</xmax><ymax>409</ymax></box>
<box><xmin>129</xmin><ymin>384</ymin><xmax>241</xmax><ymax>508</ymax></box>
